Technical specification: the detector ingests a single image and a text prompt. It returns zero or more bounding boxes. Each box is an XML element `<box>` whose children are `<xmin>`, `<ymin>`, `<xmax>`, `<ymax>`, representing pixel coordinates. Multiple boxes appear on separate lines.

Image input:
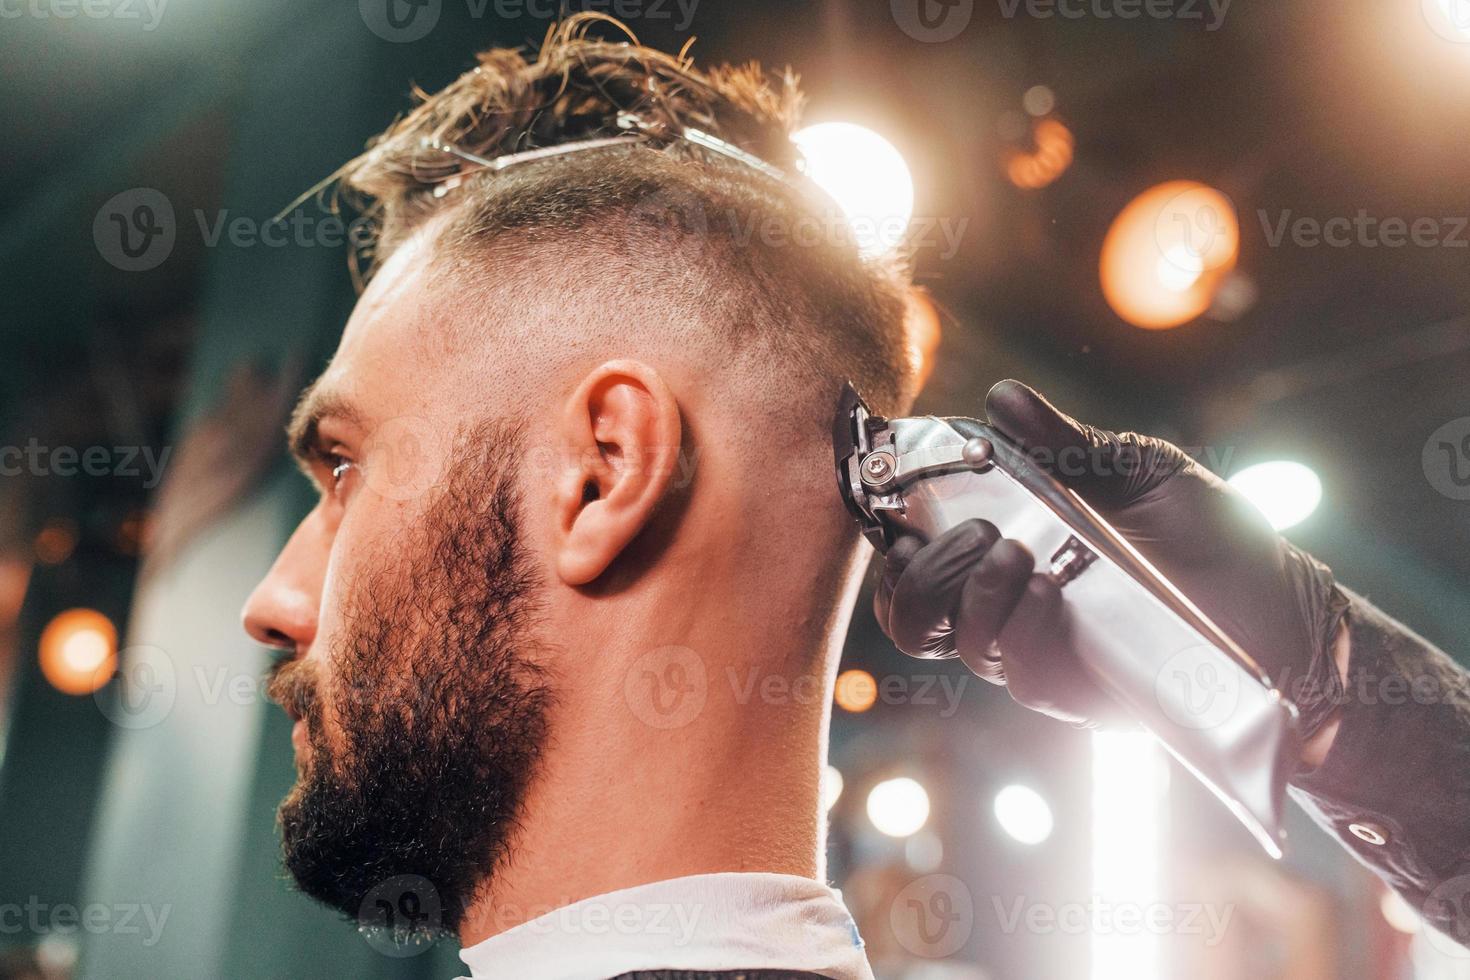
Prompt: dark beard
<box><xmin>268</xmin><ymin>419</ymin><xmax>552</xmax><ymax>942</ymax></box>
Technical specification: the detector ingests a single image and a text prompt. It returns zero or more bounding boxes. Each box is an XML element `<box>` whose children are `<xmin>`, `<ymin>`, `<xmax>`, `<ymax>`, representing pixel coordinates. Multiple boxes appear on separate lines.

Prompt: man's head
<box><xmin>243</xmin><ymin>16</ymin><xmax>917</xmax><ymax>940</ymax></box>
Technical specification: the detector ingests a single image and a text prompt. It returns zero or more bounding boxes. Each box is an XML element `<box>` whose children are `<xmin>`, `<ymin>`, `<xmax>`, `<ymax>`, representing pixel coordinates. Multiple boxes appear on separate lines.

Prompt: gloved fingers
<box><xmin>873</xmin><ymin>534</ymin><xmax>923</xmax><ymax>641</ymax></box>
<box><xmin>995</xmin><ymin>574</ymin><xmax>1130</xmax><ymax>728</ymax></box>
<box><xmin>886</xmin><ymin>519</ymin><xmax>1001</xmax><ymax>659</ymax></box>
<box><xmin>985</xmin><ymin>379</ymin><xmax>1184</xmax><ymax>507</ymax></box>
<box><xmin>952</xmin><ymin>539</ymin><xmax>1035</xmax><ymax>682</ymax></box>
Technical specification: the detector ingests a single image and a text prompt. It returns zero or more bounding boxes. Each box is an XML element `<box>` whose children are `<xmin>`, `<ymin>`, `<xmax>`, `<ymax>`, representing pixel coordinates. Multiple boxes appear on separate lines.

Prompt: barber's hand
<box><xmin>873</xmin><ymin>379</ymin><xmax>1349</xmax><ymax>735</ymax></box>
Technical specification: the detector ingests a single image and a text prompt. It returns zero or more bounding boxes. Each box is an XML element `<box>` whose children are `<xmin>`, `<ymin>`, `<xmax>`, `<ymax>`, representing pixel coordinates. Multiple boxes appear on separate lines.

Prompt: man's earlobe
<box><xmin>553</xmin><ymin>360</ymin><xmax>682</xmax><ymax>586</ymax></box>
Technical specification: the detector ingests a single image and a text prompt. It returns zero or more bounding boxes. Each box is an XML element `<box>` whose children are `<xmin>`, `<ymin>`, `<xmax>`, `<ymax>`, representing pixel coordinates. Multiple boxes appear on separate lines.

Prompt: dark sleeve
<box><xmin>1288</xmin><ymin>588</ymin><xmax>1470</xmax><ymax>944</ymax></box>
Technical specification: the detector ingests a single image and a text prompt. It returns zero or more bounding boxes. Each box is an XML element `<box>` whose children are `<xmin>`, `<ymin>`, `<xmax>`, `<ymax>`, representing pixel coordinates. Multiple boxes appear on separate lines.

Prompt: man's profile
<box><xmin>242</xmin><ymin>16</ymin><xmax>917</xmax><ymax>978</ymax></box>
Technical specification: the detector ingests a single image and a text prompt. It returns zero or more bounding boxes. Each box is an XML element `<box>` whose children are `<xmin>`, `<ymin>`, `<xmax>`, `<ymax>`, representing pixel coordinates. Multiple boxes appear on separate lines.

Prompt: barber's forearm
<box><xmin>1288</xmin><ymin>590</ymin><xmax>1470</xmax><ymax>940</ymax></box>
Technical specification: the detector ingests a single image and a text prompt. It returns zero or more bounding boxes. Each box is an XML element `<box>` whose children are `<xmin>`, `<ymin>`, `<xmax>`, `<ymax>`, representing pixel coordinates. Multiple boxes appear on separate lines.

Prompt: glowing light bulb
<box><xmin>867</xmin><ymin>776</ymin><xmax>930</xmax><ymax>838</ymax></box>
<box><xmin>1227</xmin><ymin>461</ymin><xmax>1323</xmax><ymax>531</ymax></box>
<box><xmin>994</xmin><ymin>784</ymin><xmax>1054</xmax><ymax>845</ymax></box>
<box><xmin>793</xmin><ymin>122</ymin><xmax>915</xmax><ymax>256</ymax></box>
<box><xmin>39</xmin><ymin>608</ymin><xmax>117</xmax><ymax>696</ymax></box>
<box><xmin>822</xmin><ymin>765</ymin><xmax>845</xmax><ymax>812</ymax></box>
<box><xmin>1100</xmin><ymin>181</ymin><xmax>1238</xmax><ymax>330</ymax></box>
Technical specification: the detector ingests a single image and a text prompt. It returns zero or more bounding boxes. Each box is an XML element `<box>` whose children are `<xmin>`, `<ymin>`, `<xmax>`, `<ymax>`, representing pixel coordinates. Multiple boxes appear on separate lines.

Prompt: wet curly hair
<box><xmin>329</xmin><ymin>13</ymin><xmax>916</xmax><ymax>418</ymax></box>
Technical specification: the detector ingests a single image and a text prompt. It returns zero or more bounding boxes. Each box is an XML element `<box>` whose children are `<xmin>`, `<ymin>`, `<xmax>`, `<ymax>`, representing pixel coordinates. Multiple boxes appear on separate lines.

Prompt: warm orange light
<box><xmin>1005</xmin><ymin>118</ymin><xmax>1075</xmax><ymax>190</ymax></box>
<box><xmin>904</xmin><ymin>287</ymin><xmax>943</xmax><ymax>395</ymax></box>
<box><xmin>34</xmin><ymin>520</ymin><xmax>78</xmax><ymax>565</ymax></box>
<box><xmin>835</xmin><ymin>668</ymin><xmax>878</xmax><ymax>713</ymax></box>
<box><xmin>1099</xmin><ymin>181</ymin><xmax>1239</xmax><ymax>330</ymax></box>
<box><xmin>39</xmin><ymin>608</ymin><xmax>117</xmax><ymax>696</ymax></box>
<box><xmin>0</xmin><ymin>558</ymin><xmax>30</xmax><ymax>630</ymax></box>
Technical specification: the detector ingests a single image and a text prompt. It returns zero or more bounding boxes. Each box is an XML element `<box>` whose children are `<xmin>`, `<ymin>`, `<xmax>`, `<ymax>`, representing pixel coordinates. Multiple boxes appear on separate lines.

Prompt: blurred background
<box><xmin>2</xmin><ymin>0</ymin><xmax>1469</xmax><ymax>977</ymax></box>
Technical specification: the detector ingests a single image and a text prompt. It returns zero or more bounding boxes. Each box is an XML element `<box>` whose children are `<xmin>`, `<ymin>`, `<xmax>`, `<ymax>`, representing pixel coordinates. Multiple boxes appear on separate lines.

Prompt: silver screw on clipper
<box><xmin>860</xmin><ymin>451</ymin><xmax>898</xmax><ymax>486</ymax></box>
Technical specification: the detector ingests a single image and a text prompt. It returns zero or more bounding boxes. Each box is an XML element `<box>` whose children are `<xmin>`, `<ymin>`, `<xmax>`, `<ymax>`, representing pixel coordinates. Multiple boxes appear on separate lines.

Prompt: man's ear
<box><xmin>553</xmin><ymin>360</ymin><xmax>682</xmax><ymax>586</ymax></box>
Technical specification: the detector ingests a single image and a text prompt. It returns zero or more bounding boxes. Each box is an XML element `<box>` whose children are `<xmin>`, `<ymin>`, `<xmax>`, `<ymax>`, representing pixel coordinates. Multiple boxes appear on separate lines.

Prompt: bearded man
<box><xmin>243</xmin><ymin>17</ymin><xmax>915</xmax><ymax>979</ymax></box>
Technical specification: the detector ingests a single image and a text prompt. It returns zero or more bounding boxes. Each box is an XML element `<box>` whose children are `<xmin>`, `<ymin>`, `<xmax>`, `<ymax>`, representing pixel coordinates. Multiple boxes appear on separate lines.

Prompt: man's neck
<box><xmin>456</xmin><ymin>574</ymin><xmax>861</xmax><ymax>948</ymax></box>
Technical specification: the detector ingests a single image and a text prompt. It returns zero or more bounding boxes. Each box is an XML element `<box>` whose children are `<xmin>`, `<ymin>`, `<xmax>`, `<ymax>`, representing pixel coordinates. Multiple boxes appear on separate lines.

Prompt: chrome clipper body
<box><xmin>833</xmin><ymin>384</ymin><xmax>1299</xmax><ymax>856</ymax></box>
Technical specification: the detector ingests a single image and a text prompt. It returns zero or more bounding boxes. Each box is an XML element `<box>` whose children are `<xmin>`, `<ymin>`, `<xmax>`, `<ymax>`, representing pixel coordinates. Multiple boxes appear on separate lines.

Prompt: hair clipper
<box><xmin>833</xmin><ymin>383</ymin><xmax>1299</xmax><ymax>856</ymax></box>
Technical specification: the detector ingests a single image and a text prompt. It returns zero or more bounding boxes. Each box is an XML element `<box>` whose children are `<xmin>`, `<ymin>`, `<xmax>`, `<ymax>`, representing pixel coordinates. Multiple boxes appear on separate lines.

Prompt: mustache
<box><xmin>266</xmin><ymin>657</ymin><xmax>319</xmax><ymax>723</ymax></box>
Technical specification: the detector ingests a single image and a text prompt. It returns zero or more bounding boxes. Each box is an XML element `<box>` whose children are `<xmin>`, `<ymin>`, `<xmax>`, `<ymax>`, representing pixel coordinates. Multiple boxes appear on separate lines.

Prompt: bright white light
<box><xmin>866</xmin><ymin>776</ymin><xmax>930</xmax><ymax>838</ymax></box>
<box><xmin>905</xmin><ymin>831</ymin><xmax>944</xmax><ymax>872</ymax></box>
<box><xmin>62</xmin><ymin>628</ymin><xmax>111</xmax><ymax>673</ymax></box>
<box><xmin>1227</xmin><ymin>460</ymin><xmax>1323</xmax><ymax>531</ymax></box>
<box><xmin>1092</xmin><ymin>732</ymin><xmax>1168</xmax><ymax>980</ymax></box>
<box><xmin>1156</xmin><ymin>243</ymin><xmax>1205</xmax><ymax>293</ymax></box>
<box><xmin>1381</xmin><ymin>888</ymin><xmax>1421</xmax><ymax>934</ymax></box>
<box><xmin>792</xmin><ymin>122</ymin><xmax>915</xmax><ymax>256</ymax></box>
<box><xmin>822</xmin><ymin>764</ymin><xmax>844</xmax><ymax>812</ymax></box>
<box><xmin>1427</xmin><ymin>0</ymin><xmax>1470</xmax><ymax>42</ymax></box>
<box><xmin>994</xmin><ymin>784</ymin><xmax>1054</xmax><ymax>845</ymax></box>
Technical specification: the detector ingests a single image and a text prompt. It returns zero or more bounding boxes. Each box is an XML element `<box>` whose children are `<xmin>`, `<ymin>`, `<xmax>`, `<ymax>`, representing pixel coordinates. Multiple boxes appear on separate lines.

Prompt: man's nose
<box><xmin>241</xmin><ymin>515</ymin><xmax>328</xmax><ymax>654</ymax></box>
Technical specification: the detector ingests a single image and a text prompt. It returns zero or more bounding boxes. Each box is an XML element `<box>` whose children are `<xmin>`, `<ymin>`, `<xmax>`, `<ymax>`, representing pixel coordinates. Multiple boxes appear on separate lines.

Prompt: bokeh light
<box><xmin>1227</xmin><ymin>460</ymin><xmax>1323</xmax><ymax>531</ymax></box>
<box><xmin>1100</xmin><ymin>181</ymin><xmax>1239</xmax><ymax>330</ymax></box>
<box><xmin>993</xmin><ymin>784</ymin><xmax>1054</xmax><ymax>845</ymax></box>
<box><xmin>835</xmin><ymin>668</ymin><xmax>879</xmax><ymax>713</ymax></box>
<box><xmin>39</xmin><ymin>608</ymin><xmax>118</xmax><ymax>696</ymax></box>
<box><xmin>822</xmin><ymin>764</ymin><xmax>845</xmax><ymax>812</ymax></box>
<box><xmin>793</xmin><ymin>122</ymin><xmax>915</xmax><ymax>256</ymax></box>
<box><xmin>866</xmin><ymin>776</ymin><xmax>930</xmax><ymax>838</ymax></box>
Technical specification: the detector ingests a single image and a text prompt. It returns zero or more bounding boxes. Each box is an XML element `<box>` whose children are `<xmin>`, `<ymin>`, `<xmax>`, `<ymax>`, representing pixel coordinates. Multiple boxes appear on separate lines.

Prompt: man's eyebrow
<box><xmin>286</xmin><ymin>381</ymin><xmax>366</xmax><ymax>468</ymax></box>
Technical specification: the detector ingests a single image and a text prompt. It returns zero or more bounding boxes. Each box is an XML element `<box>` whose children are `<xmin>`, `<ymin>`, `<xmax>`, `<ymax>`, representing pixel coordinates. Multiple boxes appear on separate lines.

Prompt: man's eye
<box><xmin>326</xmin><ymin>453</ymin><xmax>356</xmax><ymax>488</ymax></box>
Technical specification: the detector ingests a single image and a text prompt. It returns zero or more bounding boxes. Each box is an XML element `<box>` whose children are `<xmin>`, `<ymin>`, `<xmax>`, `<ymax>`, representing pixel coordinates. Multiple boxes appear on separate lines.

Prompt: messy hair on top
<box><xmin>334</xmin><ymin>13</ymin><xmax>809</xmax><ymax>276</ymax></box>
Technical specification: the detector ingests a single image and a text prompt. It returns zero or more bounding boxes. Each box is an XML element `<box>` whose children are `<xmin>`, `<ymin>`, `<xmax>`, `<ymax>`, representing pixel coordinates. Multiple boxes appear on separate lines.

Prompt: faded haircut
<box><xmin>332</xmin><ymin>14</ymin><xmax>917</xmax><ymax>419</ymax></box>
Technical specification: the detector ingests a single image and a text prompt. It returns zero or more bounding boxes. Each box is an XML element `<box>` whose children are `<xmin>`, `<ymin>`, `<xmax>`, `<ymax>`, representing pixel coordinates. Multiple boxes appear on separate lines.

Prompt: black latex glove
<box><xmin>874</xmin><ymin>379</ymin><xmax>1351</xmax><ymax>735</ymax></box>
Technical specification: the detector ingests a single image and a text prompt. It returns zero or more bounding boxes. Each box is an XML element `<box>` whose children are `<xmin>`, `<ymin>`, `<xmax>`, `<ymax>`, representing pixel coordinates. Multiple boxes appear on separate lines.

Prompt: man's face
<box><xmin>243</xmin><ymin>234</ymin><xmax>553</xmax><ymax>936</ymax></box>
